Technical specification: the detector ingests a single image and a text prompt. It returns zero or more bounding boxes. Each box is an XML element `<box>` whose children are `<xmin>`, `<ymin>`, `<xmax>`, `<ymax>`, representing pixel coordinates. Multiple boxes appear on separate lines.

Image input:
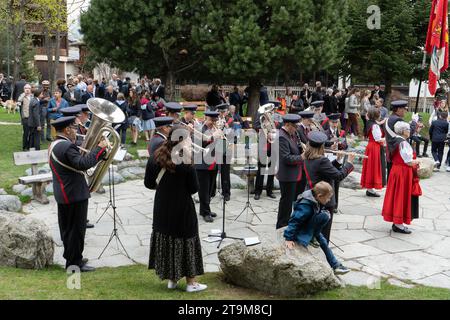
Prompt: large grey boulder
<box><xmin>218</xmin><ymin>242</ymin><xmax>341</xmax><ymax>297</ymax></box>
<box><xmin>20</xmin><ymin>188</ymin><xmax>33</xmax><ymax>197</ymax></box>
<box><xmin>101</xmin><ymin>171</ymin><xmax>125</xmax><ymax>185</ymax></box>
<box><xmin>0</xmin><ymin>210</ymin><xmax>54</xmax><ymax>269</ymax></box>
<box><xmin>119</xmin><ymin>166</ymin><xmax>146</xmax><ymax>180</ymax></box>
<box><xmin>12</xmin><ymin>184</ymin><xmax>26</xmax><ymax>194</ymax></box>
<box><xmin>417</xmin><ymin>158</ymin><xmax>434</xmax><ymax>179</ymax></box>
<box><xmin>0</xmin><ymin>195</ymin><xmax>22</xmax><ymax>212</ymax></box>
<box><xmin>340</xmin><ymin>172</ymin><xmax>362</xmax><ymax>190</ymax></box>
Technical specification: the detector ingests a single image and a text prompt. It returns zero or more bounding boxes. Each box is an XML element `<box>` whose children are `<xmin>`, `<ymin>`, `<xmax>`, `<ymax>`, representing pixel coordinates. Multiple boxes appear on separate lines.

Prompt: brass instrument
<box><xmin>310</xmin><ymin>118</ymin><xmax>325</xmax><ymax>132</ymax></box>
<box><xmin>258</xmin><ymin>103</ymin><xmax>276</xmax><ymax>143</ymax></box>
<box><xmin>179</xmin><ymin>120</ymin><xmax>211</xmax><ymax>141</ymax></box>
<box><xmin>82</xmin><ymin>98</ymin><xmax>125</xmax><ymax>192</ymax></box>
<box><xmin>324</xmin><ymin>149</ymin><xmax>368</xmax><ymax>159</ymax></box>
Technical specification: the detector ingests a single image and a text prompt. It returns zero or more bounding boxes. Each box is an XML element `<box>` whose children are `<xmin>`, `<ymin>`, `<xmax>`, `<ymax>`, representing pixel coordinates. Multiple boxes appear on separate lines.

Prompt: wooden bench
<box><xmin>13</xmin><ymin>149</ymin><xmax>52</xmax><ymax>204</ymax></box>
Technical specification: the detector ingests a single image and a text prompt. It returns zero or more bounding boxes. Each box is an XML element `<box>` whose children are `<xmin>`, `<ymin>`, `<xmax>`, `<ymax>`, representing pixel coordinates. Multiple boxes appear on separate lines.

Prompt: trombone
<box><xmin>325</xmin><ymin>149</ymin><xmax>368</xmax><ymax>159</ymax></box>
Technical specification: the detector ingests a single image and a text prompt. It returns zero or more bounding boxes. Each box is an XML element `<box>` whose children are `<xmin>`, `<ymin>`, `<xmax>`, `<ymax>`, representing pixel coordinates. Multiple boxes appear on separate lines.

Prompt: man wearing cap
<box><xmin>181</xmin><ymin>104</ymin><xmax>198</xmax><ymax>127</ymax></box>
<box><xmin>148</xmin><ymin>117</ymin><xmax>174</xmax><ymax>156</ymax></box>
<box><xmin>298</xmin><ymin>111</ymin><xmax>314</xmax><ymax>144</ymax></box>
<box><xmin>276</xmin><ymin>114</ymin><xmax>304</xmax><ymax>229</ymax></box>
<box><xmin>49</xmin><ymin>116</ymin><xmax>108</xmax><ymax>272</ymax></box>
<box><xmin>195</xmin><ymin>111</ymin><xmax>223</xmax><ymax>222</ymax></box>
<box><xmin>324</xmin><ymin>113</ymin><xmax>348</xmax><ymax>151</ymax></box>
<box><xmin>60</xmin><ymin>106</ymin><xmax>83</xmax><ymax>145</ymax></box>
<box><xmin>385</xmin><ymin>100</ymin><xmax>408</xmax><ymax>179</ymax></box>
<box><xmin>310</xmin><ymin>100</ymin><xmax>329</xmax><ymax>131</ymax></box>
<box><xmin>303</xmin><ymin>131</ymin><xmax>355</xmax><ymax>242</ymax></box>
<box><xmin>165</xmin><ymin>102</ymin><xmax>183</xmax><ymax>123</ymax></box>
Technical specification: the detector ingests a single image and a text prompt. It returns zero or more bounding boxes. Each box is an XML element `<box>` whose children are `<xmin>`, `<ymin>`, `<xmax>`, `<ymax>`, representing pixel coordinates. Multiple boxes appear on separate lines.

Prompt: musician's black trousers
<box><xmin>197</xmin><ymin>169</ymin><xmax>218</xmax><ymax>216</ymax></box>
<box><xmin>219</xmin><ymin>164</ymin><xmax>231</xmax><ymax>197</ymax></box>
<box><xmin>277</xmin><ymin>181</ymin><xmax>302</xmax><ymax>229</ymax></box>
<box><xmin>21</xmin><ymin>118</ymin><xmax>30</xmax><ymax>151</ymax></box>
<box><xmin>255</xmin><ymin>164</ymin><xmax>274</xmax><ymax>195</ymax></box>
<box><xmin>57</xmin><ymin>200</ymin><xmax>88</xmax><ymax>268</ymax></box>
<box><xmin>28</xmin><ymin>127</ymin><xmax>41</xmax><ymax>150</ymax></box>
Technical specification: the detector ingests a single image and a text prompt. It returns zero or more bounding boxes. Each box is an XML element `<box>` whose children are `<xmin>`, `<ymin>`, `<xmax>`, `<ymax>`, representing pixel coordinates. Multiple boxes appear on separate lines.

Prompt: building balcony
<box><xmin>34</xmin><ymin>47</ymin><xmax>68</xmax><ymax>57</ymax></box>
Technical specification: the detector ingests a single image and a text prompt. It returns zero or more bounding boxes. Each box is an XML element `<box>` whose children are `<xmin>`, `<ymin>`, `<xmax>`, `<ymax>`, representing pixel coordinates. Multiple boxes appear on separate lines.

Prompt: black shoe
<box><xmin>81</xmin><ymin>258</ymin><xmax>89</xmax><ymax>266</ymax></box>
<box><xmin>46</xmin><ymin>138</ymin><xmax>52</xmax><ymax>142</ymax></box>
<box><xmin>80</xmin><ymin>265</ymin><xmax>96</xmax><ymax>272</ymax></box>
<box><xmin>366</xmin><ymin>190</ymin><xmax>381</xmax><ymax>197</ymax></box>
<box><xmin>267</xmin><ymin>193</ymin><xmax>277</xmax><ymax>199</ymax></box>
<box><xmin>203</xmin><ymin>215</ymin><xmax>214</xmax><ymax>223</ymax></box>
<box><xmin>423</xmin><ymin>153</ymin><xmax>429</xmax><ymax>157</ymax></box>
<box><xmin>417</xmin><ymin>154</ymin><xmax>423</xmax><ymax>158</ymax></box>
<box><xmin>333</xmin><ymin>208</ymin><xmax>338</xmax><ymax>214</ymax></box>
<box><xmin>392</xmin><ymin>224</ymin><xmax>412</xmax><ymax>234</ymax></box>
<box><xmin>86</xmin><ymin>222</ymin><xmax>94</xmax><ymax>229</ymax></box>
<box><xmin>224</xmin><ymin>195</ymin><xmax>230</xmax><ymax>202</ymax></box>
<box><xmin>210</xmin><ymin>212</ymin><xmax>217</xmax><ymax>218</ymax></box>
<box><xmin>333</xmin><ymin>264</ymin><xmax>350</xmax><ymax>275</ymax></box>
<box><xmin>254</xmin><ymin>194</ymin><xmax>261</xmax><ymax>200</ymax></box>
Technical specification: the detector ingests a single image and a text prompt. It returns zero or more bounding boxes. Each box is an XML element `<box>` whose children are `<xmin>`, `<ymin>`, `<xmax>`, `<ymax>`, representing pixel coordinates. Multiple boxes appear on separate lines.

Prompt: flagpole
<box><xmin>415</xmin><ymin>50</ymin><xmax>428</xmax><ymax>114</ymax></box>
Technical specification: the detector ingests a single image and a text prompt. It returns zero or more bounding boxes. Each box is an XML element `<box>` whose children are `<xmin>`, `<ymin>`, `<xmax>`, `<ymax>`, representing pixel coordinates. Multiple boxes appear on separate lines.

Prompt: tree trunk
<box><xmin>52</xmin><ymin>30</ymin><xmax>61</xmax><ymax>91</ymax></box>
<box><xmin>165</xmin><ymin>69</ymin><xmax>175</xmax><ymax>101</ymax></box>
<box><xmin>247</xmin><ymin>78</ymin><xmax>261</xmax><ymax>118</ymax></box>
<box><xmin>300</xmin><ymin>72</ymin><xmax>303</xmax><ymax>85</ymax></box>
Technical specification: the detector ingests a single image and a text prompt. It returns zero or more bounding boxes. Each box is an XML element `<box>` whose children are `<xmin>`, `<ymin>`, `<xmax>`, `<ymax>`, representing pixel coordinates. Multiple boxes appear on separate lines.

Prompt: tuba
<box><xmin>82</xmin><ymin>98</ymin><xmax>125</xmax><ymax>192</ymax></box>
<box><xmin>258</xmin><ymin>103</ymin><xmax>276</xmax><ymax>143</ymax></box>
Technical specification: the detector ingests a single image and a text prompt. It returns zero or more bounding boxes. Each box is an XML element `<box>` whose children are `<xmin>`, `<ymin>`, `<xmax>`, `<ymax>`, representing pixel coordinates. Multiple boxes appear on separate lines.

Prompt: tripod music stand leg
<box><xmin>98</xmin><ymin>228</ymin><xmax>115</xmax><ymax>259</ymax></box>
<box><xmin>115</xmin><ymin>233</ymin><xmax>131</xmax><ymax>258</ymax></box>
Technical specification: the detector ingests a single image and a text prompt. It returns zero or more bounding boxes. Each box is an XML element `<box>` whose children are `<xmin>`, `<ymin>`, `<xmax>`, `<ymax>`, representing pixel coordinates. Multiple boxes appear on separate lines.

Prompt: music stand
<box><xmin>98</xmin><ymin>148</ymin><xmax>130</xmax><ymax>259</ymax></box>
<box><xmin>208</xmin><ymin>137</ymin><xmax>243</xmax><ymax>248</ymax></box>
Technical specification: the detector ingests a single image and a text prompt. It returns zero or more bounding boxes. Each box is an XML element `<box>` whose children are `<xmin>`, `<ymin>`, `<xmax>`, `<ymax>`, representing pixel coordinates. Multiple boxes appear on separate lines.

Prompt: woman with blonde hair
<box><xmin>360</xmin><ymin>89</ymin><xmax>372</xmax><ymax>135</ymax></box>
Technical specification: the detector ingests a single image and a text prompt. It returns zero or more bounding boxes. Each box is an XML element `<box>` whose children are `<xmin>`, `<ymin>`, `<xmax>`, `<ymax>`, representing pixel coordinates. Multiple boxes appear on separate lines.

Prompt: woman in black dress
<box><xmin>144</xmin><ymin>125</ymin><xmax>207</xmax><ymax>292</ymax></box>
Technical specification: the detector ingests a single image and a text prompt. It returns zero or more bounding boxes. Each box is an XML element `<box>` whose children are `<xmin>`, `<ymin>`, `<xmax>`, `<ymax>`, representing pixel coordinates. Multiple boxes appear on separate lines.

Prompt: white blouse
<box><xmin>372</xmin><ymin>124</ymin><xmax>382</xmax><ymax>142</ymax></box>
<box><xmin>399</xmin><ymin>140</ymin><xmax>413</xmax><ymax>164</ymax></box>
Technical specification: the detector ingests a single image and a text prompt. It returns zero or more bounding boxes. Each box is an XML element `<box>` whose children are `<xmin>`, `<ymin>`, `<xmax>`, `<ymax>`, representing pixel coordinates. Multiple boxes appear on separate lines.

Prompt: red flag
<box><xmin>426</xmin><ymin>0</ymin><xmax>449</xmax><ymax>95</ymax></box>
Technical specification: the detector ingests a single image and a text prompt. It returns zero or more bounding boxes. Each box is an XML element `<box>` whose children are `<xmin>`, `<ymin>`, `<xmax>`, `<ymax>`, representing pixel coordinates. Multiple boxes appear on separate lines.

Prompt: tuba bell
<box><xmin>82</xmin><ymin>98</ymin><xmax>125</xmax><ymax>192</ymax></box>
<box><xmin>258</xmin><ymin>103</ymin><xmax>276</xmax><ymax>143</ymax></box>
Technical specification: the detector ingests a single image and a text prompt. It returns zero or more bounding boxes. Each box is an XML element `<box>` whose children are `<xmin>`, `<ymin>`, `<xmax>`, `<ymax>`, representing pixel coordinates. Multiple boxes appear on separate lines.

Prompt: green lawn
<box><xmin>0</xmin><ymin>264</ymin><xmax>449</xmax><ymax>300</ymax></box>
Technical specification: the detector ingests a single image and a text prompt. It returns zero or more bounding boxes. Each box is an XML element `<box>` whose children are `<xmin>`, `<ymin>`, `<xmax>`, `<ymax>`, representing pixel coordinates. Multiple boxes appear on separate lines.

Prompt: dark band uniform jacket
<box><xmin>324</xmin><ymin>127</ymin><xmax>348</xmax><ymax>150</ymax></box>
<box><xmin>194</xmin><ymin>124</ymin><xmax>218</xmax><ymax>171</ymax></box>
<box><xmin>49</xmin><ymin>136</ymin><xmax>106</xmax><ymax>204</ymax></box>
<box><xmin>277</xmin><ymin>127</ymin><xmax>303</xmax><ymax>182</ymax></box>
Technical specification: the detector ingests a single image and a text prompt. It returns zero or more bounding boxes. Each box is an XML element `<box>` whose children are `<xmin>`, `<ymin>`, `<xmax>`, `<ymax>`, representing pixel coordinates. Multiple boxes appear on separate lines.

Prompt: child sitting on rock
<box><xmin>284</xmin><ymin>181</ymin><xmax>350</xmax><ymax>275</ymax></box>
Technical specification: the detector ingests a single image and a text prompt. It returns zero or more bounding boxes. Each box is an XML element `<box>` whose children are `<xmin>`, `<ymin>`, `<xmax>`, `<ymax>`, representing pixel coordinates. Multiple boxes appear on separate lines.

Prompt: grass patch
<box><xmin>0</xmin><ymin>111</ymin><xmax>21</xmax><ymax>123</ymax></box>
<box><xmin>0</xmin><ymin>264</ymin><xmax>449</xmax><ymax>300</ymax></box>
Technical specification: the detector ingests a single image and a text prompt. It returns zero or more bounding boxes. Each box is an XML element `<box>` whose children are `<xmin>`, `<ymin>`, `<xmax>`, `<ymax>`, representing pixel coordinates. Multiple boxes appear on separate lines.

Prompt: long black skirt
<box><xmin>149</xmin><ymin>231</ymin><xmax>204</xmax><ymax>281</ymax></box>
<box><xmin>380</xmin><ymin>147</ymin><xmax>387</xmax><ymax>187</ymax></box>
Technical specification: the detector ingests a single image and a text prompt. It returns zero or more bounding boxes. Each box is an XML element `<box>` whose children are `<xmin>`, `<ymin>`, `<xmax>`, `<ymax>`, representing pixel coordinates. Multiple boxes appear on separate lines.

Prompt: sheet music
<box><xmin>114</xmin><ymin>148</ymin><xmax>127</xmax><ymax>161</ymax></box>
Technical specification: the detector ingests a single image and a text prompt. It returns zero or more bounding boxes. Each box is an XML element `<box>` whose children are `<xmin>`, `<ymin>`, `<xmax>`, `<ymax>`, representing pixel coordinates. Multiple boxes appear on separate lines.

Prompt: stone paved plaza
<box><xmin>24</xmin><ymin>172</ymin><xmax>450</xmax><ymax>290</ymax></box>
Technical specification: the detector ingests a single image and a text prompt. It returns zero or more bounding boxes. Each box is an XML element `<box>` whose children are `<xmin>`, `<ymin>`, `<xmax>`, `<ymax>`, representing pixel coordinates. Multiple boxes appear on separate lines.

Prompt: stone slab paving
<box><xmin>23</xmin><ymin>172</ymin><xmax>450</xmax><ymax>290</ymax></box>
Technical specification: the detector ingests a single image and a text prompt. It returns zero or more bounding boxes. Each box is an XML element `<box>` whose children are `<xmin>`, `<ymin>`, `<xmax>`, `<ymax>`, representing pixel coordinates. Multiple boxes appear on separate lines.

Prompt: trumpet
<box><xmin>179</xmin><ymin>121</ymin><xmax>212</xmax><ymax>140</ymax></box>
<box><xmin>324</xmin><ymin>149</ymin><xmax>368</xmax><ymax>159</ymax></box>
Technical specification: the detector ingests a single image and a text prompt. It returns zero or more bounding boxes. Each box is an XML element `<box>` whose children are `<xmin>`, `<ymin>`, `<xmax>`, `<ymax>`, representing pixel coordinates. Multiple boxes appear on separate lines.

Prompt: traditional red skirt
<box><xmin>361</xmin><ymin>140</ymin><xmax>383</xmax><ymax>189</ymax></box>
<box><xmin>382</xmin><ymin>150</ymin><xmax>413</xmax><ymax>225</ymax></box>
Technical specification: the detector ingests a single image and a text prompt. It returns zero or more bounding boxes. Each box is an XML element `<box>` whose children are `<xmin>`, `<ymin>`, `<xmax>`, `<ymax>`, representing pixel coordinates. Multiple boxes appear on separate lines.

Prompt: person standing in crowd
<box><xmin>151</xmin><ymin>92</ymin><xmax>166</xmax><ymax>118</ymax></box>
<box><xmin>311</xmin><ymin>81</ymin><xmax>325</xmax><ymax>103</ymax></box>
<box><xmin>148</xmin><ymin>117</ymin><xmax>173</xmax><ymax>156</ymax></box>
<box><xmin>276</xmin><ymin>114</ymin><xmax>303</xmax><ymax>229</ymax></box>
<box><xmin>81</xmin><ymin>85</ymin><xmax>95</xmax><ymax>104</ymax></box>
<box><xmin>144</xmin><ymin>125</ymin><xmax>206</xmax><ymax>292</ymax></box>
<box><xmin>429</xmin><ymin>111</ymin><xmax>449</xmax><ymax>171</ymax></box>
<box><xmin>385</xmin><ymin>100</ymin><xmax>408</xmax><ymax>179</ymax></box>
<box><xmin>300</xmin><ymin>83</ymin><xmax>312</xmax><ymax>109</ymax></box>
<box><xmin>136</xmin><ymin>79</ymin><xmax>148</xmax><ymax>96</ymax></box>
<box><xmin>114</xmin><ymin>93</ymin><xmax>129</xmax><ymax>146</ymax></box>
<box><xmin>28</xmin><ymin>88</ymin><xmax>42</xmax><ymax>150</ymax></box>
<box><xmin>289</xmin><ymin>94</ymin><xmax>305</xmax><ymax>113</ymax></box>
<box><xmin>109</xmin><ymin>74</ymin><xmax>120</xmax><ymax>92</ymax></box>
<box><xmin>195</xmin><ymin>111</ymin><xmax>223</xmax><ymax>222</ymax></box>
<box><xmin>72</xmin><ymin>78</ymin><xmax>82</xmax><ymax>104</ymax></box>
<box><xmin>181</xmin><ymin>104</ymin><xmax>198</xmax><ymax>126</ymax></box>
<box><xmin>370</xmin><ymin>84</ymin><xmax>385</xmax><ymax>101</ymax></box>
<box><xmin>360</xmin><ymin>90</ymin><xmax>372</xmax><ymax>136</ymax></box>
<box><xmin>104</xmin><ymin>85</ymin><xmax>117</xmax><ymax>102</ymax></box>
<box><xmin>17</xmin><ymin>83</ymin><xmax>32</xmax><ymax>151</ymax></box>
<box><xmin>141</xmin><ymin>93</ymin><xmax>156</xmax><ymax>142</ymax></box>
<box><xmin>215</xmin><ymin>104</ymin><xmax>233</xmax><ymax>201</ymax></box>
<box><xmin>49</xmin><ymin>116</ymin><xmax>107</xmax><ymax>272</ymax></box>
<box><xmin>323</xmin><ymin>88</ymin><xmax>334</xmax><ymax>115</ymax></box>
<box><xmin>338</xmin><ymin>88</ymin><xmax>348</xmax><ymax>129</ymax></box>
<box><xmin>259</xmin><ymin>84</ymin><xmax>270</xmax><ymax>106</ymax></box>
<box><xmin>153</xmin><ymin>78</ymin><xmax>165</xmax><ymax>100</ymax></box>
<box><xmin>284</xmin><ymin>181</ymin><xmax>350</xmax><ymax>275</ymax></box>
<box><xmin>57</xmin><ymin>79</ymin><xmax>67</xmax><ymax>96</ymax></box>
<box><xmin>128</xmin><ymin>88</ymin><xmax>141</xmax><ymax>145</ymax></box>
<box><xmin>382</xmin><ymin>121</ymin><xmax>422</xmax><ymax>234</ymax></box>
<box><xmin>13</xmin><ymin>74</ymin><xmax>27</xmax><ymax>101</ymax></box>
<box><xmin>229</xmin><ymin>86</ymin><xmax>243</xmax><ymax>116</ymax></box>
<box><xmin>344</xmin><ymin>88</ymin><xmax>361</xmax><ymax>137</ymax></box>
<box><xmin>206</xmin><ymin>84</ymin><xmax>226</xmax><ymax>110</ymax></box>
<box><xmin>47</xmin><ymin>89</ymin><xmax>69</xmax><ymax>139</ymax></box>
<box><xmin>0</xmin><ymin>73</ymin><xmax>11</xmax><ymax>102</ymax></box>
<box><xmin>429</xmin><ymin>96</ymin><xmax>448</xmax><ymax>125</ymax></box>
<box><xmin>409</xmin><ymin>114</ymin><xmax>429</xmax><ymax>158</ymax></box>
<box><xmin>302</xmin><ymin>131</ymin><xmax>355</xmax><ymax>243</ymax></box>
<box><xmin>63</xmin><ymin>82</ymin><xmax>77</xmax><ymax>106</ymax></box>
<box><xmin>375</xmin><ymin>97</ymin><xmax>389</xmax><ymax>124</ymax></box>
<box><xmin>40</xmin><ymin>80</ymin><xmax>52</xmax><ymax>141</ymax></box>
<box><xmin>361</xmin><ymin>108</ymin><xmax>386</xmax><ymax>197</ymax></box>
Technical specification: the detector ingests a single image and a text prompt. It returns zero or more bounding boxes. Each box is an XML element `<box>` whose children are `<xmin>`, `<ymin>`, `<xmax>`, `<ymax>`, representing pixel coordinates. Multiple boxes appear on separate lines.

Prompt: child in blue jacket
<box><xmin>284</xmin><ymin>181</ymin><xmax>350</xmax><ymax>275</ymax></box>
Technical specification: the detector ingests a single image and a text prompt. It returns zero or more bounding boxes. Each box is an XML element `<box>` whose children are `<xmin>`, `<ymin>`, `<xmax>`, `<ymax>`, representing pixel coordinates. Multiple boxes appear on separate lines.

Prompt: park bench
<box><xmin>13</xmin><ymin>149</ymin><xmax>52</xmax><ymax>204</ymax></box>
